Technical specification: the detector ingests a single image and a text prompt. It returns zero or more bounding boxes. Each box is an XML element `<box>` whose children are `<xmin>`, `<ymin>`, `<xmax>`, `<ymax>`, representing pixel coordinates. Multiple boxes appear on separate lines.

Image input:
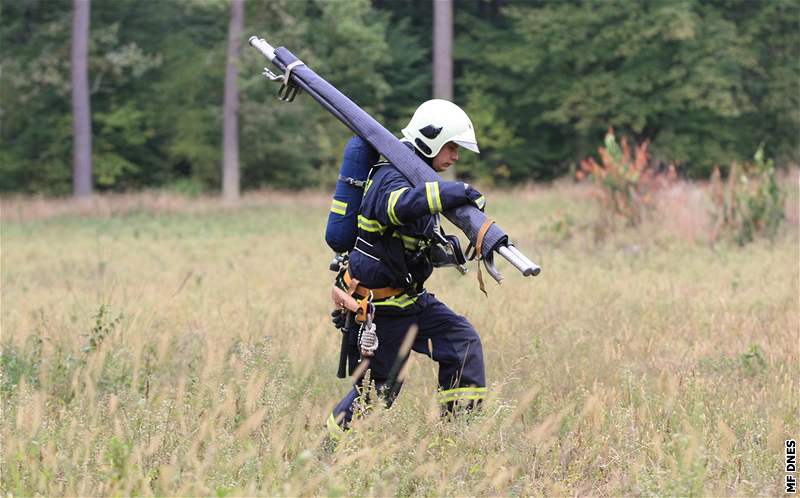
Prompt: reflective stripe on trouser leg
<box><xmin>408</xmin><ymin>293</ymin><xmax>487</xmax><ymax>412</ymax></box>
<box><xmin>438</xmin><ymin>386</ymin><xmax>487</xmax><ymax>407</ymax></box>
<box><xmin>411</xmin><ymin>294</ymin><xmax>486</xmax><ymax>391</ymax></box>
<box><xmin>328</xmin><ymin>386</ymin><xmax>359</xmax><ymax>438</ymax></box>
<box><xmin>326</xmin><ymin>309</ymin><xmax>419</xmax><ymax>439</ymax></box>
<box><xmin>327</xmin><ymin>413</ymin><xmax>345</xmax><ymax>440</ymax></box>
<box><xmin>328</xmin><ymin>381</ymin><xmax>401</xmax><ymax>438</ymax></box>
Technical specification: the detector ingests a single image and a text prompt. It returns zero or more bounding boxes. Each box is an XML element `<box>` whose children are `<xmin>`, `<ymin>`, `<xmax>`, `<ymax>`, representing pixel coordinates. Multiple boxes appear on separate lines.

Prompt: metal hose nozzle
<box><xmin>248</xmin><ymin>36</ymin><xmax>276</xmax><ymax>62</ymax></box>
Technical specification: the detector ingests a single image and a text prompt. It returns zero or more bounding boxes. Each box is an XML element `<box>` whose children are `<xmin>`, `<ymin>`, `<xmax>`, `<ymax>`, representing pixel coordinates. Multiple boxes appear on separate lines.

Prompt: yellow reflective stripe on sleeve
<box><xmin>425</xmin><ymin>182</ymin><xmax>442</xmax><ymax>214</ymax></box>
<box><xmin>425</xmin><ymin>182</ymin><xmax>434</xmax><ymax>214</ymax></box>
<box><xmin>372</xmin><ymin>293</ymin><xmax>418</xmax><ymax>308</ymax></box>
<box><xmin>433</xmin><ymin>181</ymin><xmax>442</xmax><ymax>212</ymax></box>
<box><xmin>330</xmin><ymin>199</ymin><xmax>347</xmax><ymax>216</ymax></box>
<box><xmin>474</xmin><ymin>195</ymin><xmax>485</xmax><ymax>210</ymax></box>
<box><xmin>364</xmin><ymin>179</ymin><xmax>373</xmax><ymax>195</ymax></box>
<box><xmin>357</xmin><ymin>215</ymin><xmax>387</xmax><ymax>234</ymax></box>
<box><xmin>387</xmin><ymin>187</ymin><xmax>409</xmax><ymax>226</ymax></box>
<box><xmin>438</xmin><ymin>386</ymin><xmax>487</xmax><ymax>404</ymax></box>
<box><xmin>327</xmin><ymin>413</ymin><xmax>345</xmax><ymax>440</ymax></box>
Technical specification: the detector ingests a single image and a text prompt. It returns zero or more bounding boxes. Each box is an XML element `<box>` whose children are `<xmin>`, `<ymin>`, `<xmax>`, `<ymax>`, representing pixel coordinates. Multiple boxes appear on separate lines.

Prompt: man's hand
<box><xmin>464</xmin><ymin>183</ymin><xmax>486</xmax><ymax>211</ymax></box>
<box><xmin>331</xmin><ymin>308</ymin><xmax>347</xmax><ymax>331</ymax></box>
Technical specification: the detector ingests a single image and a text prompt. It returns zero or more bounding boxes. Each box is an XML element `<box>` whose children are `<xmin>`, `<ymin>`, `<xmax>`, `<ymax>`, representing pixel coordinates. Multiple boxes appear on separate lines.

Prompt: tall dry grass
<box><xmin>1</xmin><ymin>178</ymin><xmax>798</xmax><ymax>496</ymax></box>
<box><xmin>0</xmin><ymin>189</ymin><xmax>331</xmax><ymax>223</ymax></box>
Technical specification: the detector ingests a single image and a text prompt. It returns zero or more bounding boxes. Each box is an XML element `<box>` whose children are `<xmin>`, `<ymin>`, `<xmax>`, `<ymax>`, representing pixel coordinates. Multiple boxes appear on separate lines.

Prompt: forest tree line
<box><xmin>1</xmin><ymin>0</ymin><xmax>798</xmax><ymax>195</ymax></box>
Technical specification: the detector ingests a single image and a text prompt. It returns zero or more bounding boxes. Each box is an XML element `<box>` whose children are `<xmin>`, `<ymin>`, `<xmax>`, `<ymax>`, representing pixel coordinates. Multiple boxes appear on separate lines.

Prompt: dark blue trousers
<box><xmin>328</xmin><ymin>292</ymin><xmax>486</xmax><ymax>433</ymax></box>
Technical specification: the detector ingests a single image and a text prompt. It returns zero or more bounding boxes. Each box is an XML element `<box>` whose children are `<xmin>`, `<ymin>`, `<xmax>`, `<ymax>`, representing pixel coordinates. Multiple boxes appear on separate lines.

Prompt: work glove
<box><xmin>331</xmin><ymin>308</ymin><xmax>347</xmax><ymax>331</ymax></box>
<box><xmin>463</xmin><ymin>183</ymin><xmax>486</xmax><ymax>211</ymax></box>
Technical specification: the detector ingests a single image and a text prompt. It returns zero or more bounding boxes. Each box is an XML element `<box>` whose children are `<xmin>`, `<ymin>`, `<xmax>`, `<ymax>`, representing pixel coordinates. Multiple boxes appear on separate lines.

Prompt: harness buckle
<box><xmin>338</xmin><ymin>175</ymin><xmax>366</xmax><ymax>188</ymax></box>
<box><xmin>355</xmin><ymin>290</ymin><xmax>373</xmax><ymax>324</ymax></box>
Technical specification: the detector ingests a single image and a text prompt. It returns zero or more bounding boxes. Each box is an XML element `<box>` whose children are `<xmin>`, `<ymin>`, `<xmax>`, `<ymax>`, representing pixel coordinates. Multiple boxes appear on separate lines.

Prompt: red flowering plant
<box><xmin>577</xmin><ymin>128</ymin><xmax>676</xmax><ymax>228</ymax></box>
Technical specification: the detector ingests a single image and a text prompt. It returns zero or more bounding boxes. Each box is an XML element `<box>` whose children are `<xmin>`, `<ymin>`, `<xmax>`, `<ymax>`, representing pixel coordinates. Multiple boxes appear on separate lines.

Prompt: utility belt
<box><xmin>328</xmin><ymin>223</ymin><xmax>466</xmax><ymax>378</ymax></box>
<box><xmin>330</xmin><ymin>265</ymin><xmax>413</xmax><ymax>379</ymax></box>
<box><xmin>331</xmin><ymin>269</ymin><xmax>406</xmax><ymax>323</ymax></box>
<box><xmin>343</xmin><ymin>268</ymin><xmax>405</xmax><ymax>301</ymax></box>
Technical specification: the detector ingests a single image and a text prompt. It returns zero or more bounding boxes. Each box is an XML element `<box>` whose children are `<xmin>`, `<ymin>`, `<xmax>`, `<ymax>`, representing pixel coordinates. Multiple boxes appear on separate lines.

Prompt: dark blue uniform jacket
<box><xmin>348</xmin><ymin>161</ymin><xmax>473</xmax><ymax>303</ymax></box>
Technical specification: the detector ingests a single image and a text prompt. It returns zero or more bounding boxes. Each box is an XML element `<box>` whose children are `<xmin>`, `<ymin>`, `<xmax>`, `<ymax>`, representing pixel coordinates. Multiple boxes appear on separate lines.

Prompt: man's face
<box><xmin>431</xmin><ymin>142</ymin><xmax>460</xmax><ymax>173</ymax></box>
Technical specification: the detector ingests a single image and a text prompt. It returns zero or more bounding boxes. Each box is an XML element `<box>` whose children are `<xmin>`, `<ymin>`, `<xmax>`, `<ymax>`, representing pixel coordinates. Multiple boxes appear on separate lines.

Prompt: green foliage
<box><xmin>709</xmin><ymin>144</ymin><xmax>785</xmax><ymax>246</ymax></box>
<box><xmin>538</xmin><ymin>211</ymin><xmax>577</xmax><ymax>246</ymax></box>
<box><xmin>82</xmin><ymin>304</ymin><xmax>123</xmax><ymax>354</ymax></box>
<box><xmin>698</xmin><ymin>344</ymin><xmax>769</xmax><ymax>378</ymax></box>
<box><xmin>1</xmin><ymin>311</ymin><xmax>47</xmax><ymax>395</ymax></box>
<box><xmin>105</xmin><ymin>436</ymin><xmax>133</xmax><ymax>483</ymax></box>
<box><xmin>458</xmin><ymin>88</ymin><xmax>522</xmax><ymax>183</ymax></box>
<box><xmin>1</xmin><ymin>340</ymin><xmax>41</xmax><ymax>395</ymax></box>
<box><xmin>0</xmin><ymin>304</ymin><xmax>126</xmax><ymax>408</ymax></box>
<box><xmin>1</xmin><ymin>2</ymin><xmax>164</xmax><ymax>193</ymax></box>
<box><xmin>93</xmin><ymin>103</ymin><xmax>152</xmax><ymax>187</ymax></box>
<box><xmin>458</xmin><ymin>0</ymin><xmax>798</xmax><ymax>180</ymax></box>
<box><xmin>738</xmin><ymin>344</ymin><xmax>767</xmax><ymax>377</ymax></box>
<box><xmin>725</xmin><ymin>0</ymin><xmax>800</xmax><ymax>167</ymax></box>
<box><xmin>238</xmin><ymin>0</ymin><xmax>398</xmax><ymax>189</ymax></box>
<box><xmin>165</xmin><ymin>177</ymin><xmax>206</xmax><ymax>197</ymax></box>
<box><xmin>0</xmin><ymin>0</ymin><xmax>797</xmax><ymax>193</ymax></box>
<box><xmin>739</xmin><ymin>145</ymin><xmax>785</xmax><ymax>243</ymax></box>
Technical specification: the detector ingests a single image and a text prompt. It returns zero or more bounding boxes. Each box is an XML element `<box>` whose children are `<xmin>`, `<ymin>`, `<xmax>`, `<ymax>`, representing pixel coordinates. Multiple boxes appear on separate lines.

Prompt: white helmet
<box><xmin>401</xmin><ymin>99</ymin><xmax>480</xmax><ymax>158</ymax></box>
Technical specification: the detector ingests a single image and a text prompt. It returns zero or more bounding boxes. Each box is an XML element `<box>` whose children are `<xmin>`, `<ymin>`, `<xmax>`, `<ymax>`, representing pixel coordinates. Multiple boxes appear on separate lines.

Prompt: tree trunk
<box><xmin>71</xmin><ymin>0</ymin><xmax>92</xmax><ymax>198</ymax></box>
<box><xmin>433</xmin><ymin>0</ymin><xmax>454</xmax><ymax>177</ymax></box>
<box><xmin>222</xmin><ymin>0</ymin><xmax>244</xmax><ymax>201</ymax></box>
<box><xmin>432</xmin><ymin>0</ymin><xmax>453</xmax><ymax>101</ymax></box>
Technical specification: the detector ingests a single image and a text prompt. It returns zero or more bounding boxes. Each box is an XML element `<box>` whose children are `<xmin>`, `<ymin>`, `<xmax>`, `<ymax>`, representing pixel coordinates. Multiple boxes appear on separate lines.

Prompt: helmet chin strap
<box><xmin>401</xmin><ymin>138</ymin><xmax>435</xmax><ymax>168</ymax></box>
<box><xmin>417</xmin><ymin>150</ymin><xmax>434</xmax><ymax>168</ymax></box>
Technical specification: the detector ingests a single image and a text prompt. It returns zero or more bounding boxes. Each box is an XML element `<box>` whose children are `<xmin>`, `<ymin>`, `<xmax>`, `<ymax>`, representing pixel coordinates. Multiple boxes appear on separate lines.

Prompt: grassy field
<box><xmin>1</xmin><ymin>180</ymin><xmax>798</xmax><ymax>496</ymax></box>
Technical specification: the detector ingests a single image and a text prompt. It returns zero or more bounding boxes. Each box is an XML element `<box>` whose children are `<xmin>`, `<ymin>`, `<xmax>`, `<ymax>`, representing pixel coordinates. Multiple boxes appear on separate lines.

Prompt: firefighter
<box><xmin>327</xmin><ymin>99</ymin><xmax>488</xmax><ymax>438</ymax></box>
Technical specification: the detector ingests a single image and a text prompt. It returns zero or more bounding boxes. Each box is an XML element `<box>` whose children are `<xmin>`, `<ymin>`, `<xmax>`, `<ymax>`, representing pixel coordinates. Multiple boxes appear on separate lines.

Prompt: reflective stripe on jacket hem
<box><xmin>357</xmin><ymin>215</ymin><xmax>387</xmax><ymax>233</ymax></box>
<box><xmin>372</xmin><ymin>293</ymin><xmax>418</xmax><ymax>309</ymax></box>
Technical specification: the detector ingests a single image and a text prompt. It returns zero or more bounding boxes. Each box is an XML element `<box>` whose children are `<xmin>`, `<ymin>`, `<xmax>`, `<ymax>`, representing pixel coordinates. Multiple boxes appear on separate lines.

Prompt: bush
<box><xmin>1</xmin><ymin>340</ymin><xmax>41</xmax><ymax>395</ymax></box>
<box><xmin>577</xmin><ymin>129</ymin><xmax>677</xmax><ymax>229</ymax></box>
<box><xmin>709</xmin><ymin>144</ymin><xmax>785</xmax><ymax>246</ymax></box>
